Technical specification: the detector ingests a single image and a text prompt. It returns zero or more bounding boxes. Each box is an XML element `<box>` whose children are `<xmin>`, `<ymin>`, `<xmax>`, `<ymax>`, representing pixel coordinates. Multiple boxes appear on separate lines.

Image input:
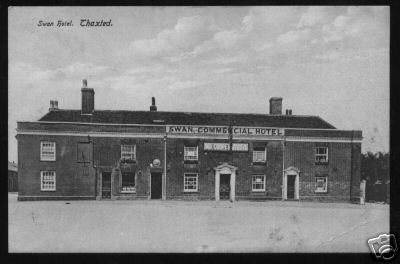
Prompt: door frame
<box><xmin>214</xmin><ymin>163</ymin><xmax>237</xmax><ymax>201</ymax></box>
<box><xmin>283</xmin><ymin>166</ymin><xmax>300</xmax><ymax>200</ymax></box>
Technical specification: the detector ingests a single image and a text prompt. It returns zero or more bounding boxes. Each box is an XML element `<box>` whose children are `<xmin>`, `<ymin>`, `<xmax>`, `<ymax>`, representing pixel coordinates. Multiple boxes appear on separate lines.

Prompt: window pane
<box><xmin>315</xmin><ymin>147</ymin><xmax>328</xmax><ymax>162</ymax></box>
<box><xmin>184</xmin><ymin>146</ymin><xmax>198</xmax><ymax>160</ymax></box>
<box><xmin>41</xmin><ymin>171</ymin><xmax>55</xmax><ymax>191</ymax></box>
<box><xmin>252</xmin><ymin>175</ymin><xmax>265</xmax><ymax>191</ymax></box>
<box><xmin>121</xmin><ymin>145</ymin><xmax>136</xmax><ymax>160</ymax></box>
<box><xmin>122</xmin><ymin>172</ymin><xmax>135</xmax><ymax>187</ymax></box>
<box><xmin>184</xmin><ymin>174</ymin><xmax>198</xmax><ymax>191</ymax></box>
<box><xmin>253</xmin><ymin>150</ymin><xmax>266</xmax><ymax>162</ymax></box>
<box><xmin>315</xmin><ymin>177</ymin><xmax>327</xmax><ymax>192</ymax></box>
<box><xmin>41</xmin><ymin>142</ymin><xmax>55</xmax><ymax>160</ymax></box>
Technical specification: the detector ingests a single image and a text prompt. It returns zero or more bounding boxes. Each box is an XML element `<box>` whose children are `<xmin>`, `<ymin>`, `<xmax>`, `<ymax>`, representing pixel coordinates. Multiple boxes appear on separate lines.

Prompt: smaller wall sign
<box><xmin>204</xmin><ymin>142</ymin><xmax>248</xmax><ymax>152</ymax></box>
<box><xmin>153</xmin><ymin>159</ymin><xmax>161</xmax><ymax>167</ymax></box>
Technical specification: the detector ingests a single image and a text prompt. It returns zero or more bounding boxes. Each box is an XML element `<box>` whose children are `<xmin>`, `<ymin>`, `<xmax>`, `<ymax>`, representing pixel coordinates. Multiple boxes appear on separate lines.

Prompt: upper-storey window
<box><xmin>184</xmin><ymin>146</ymin><xmax>198</xmax><ymax>161</ymax></box>
<box><xmin>253</xmin><ymin>147</ymin><xmax>266</xmax><ymax>163</ymax></box>
<box><xmin>121</xmin><ymin>145</ymin><xmax>136</xmax><ymax>161</ymax></box>
<box><xmin>40</xmin><ymin>141</ymin><xmax>56</xmax><ymax>161</ymax></box>
<box><xmin>315</xmin><ymin>147</ymin><xmax>329</xmax><ymax>163</ymax></box>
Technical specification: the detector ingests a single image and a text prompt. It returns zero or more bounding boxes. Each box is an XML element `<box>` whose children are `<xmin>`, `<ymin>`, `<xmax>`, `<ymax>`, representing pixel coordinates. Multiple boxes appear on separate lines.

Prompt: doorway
<box><xmin>151</xmin><ymin>172</ymin><xmax>162</xmax><ymax>199</ymax></box>
<box><xmin>220</xmin><ymin>174</ymin><xmax>231</xmax><ymax>200</ymax></box>
<box><xmin>287</xmin><ymin>174</ymin><xmax>296</xmax><ymax>200</ymax></box>
<box><xmin>102</xmin><ymin>172</ymin><xmax>111</xmax><ymax>199</ymax></box>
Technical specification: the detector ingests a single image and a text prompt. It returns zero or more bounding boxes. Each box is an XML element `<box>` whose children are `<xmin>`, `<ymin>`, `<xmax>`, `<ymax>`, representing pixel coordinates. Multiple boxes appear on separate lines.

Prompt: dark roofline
<box><xmin>37</xmin><ymin>109</ymin><xmax>337</xmax><ymax>129</ymax></box>
<box><xmin>39</xmin><ymin>108</ymin><xmax>332</xmax><ymax>120</ymax></box>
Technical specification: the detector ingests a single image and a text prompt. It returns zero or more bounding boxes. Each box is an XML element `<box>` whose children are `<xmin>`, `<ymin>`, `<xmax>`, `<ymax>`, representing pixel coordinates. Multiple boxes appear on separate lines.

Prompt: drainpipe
<box><xmin>282</xmin><ymin>131</ymin><xmax>286</xmax><ymax>200</ymax></box>
<box><xmin>162</xmin><ymin>134</ymin><xmax>167</xmax><ymax>200</ymax></box>
<box><xmin>350</xmin><ymin>131</ymin><xmax>354</xmax><ymax>203</ymax></box>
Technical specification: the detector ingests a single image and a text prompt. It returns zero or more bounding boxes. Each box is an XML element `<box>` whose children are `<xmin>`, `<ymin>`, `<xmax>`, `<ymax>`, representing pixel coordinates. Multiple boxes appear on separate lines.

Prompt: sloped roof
<box><xmin>38</xmin><ymin>110</ymin><xmax>336</xmax><ymax>129</ymax></box>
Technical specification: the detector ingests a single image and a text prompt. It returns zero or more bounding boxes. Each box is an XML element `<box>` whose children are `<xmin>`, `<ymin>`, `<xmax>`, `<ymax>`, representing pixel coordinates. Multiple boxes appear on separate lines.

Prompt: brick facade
<box><xmin>17</xmin><ymin>127</ymin><xmax>361</xmax><ymax>202</ymax></box>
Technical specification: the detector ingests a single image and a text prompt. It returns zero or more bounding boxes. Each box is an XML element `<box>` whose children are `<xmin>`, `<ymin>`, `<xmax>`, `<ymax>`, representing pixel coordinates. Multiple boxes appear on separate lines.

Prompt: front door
<box><xmin>102</xmin><ymin>172</ymin><xmax>111</xmax><ymax>199</ymax></box>
<box><xmin>287</xmin><ymin>174</ymin><xmax>296</xmax><ymax>199</ymax></box>
<box><xmin>151</xmin><ymin>172</ymin><xmax>162</xmax><ymax>199</ymax></box>
<box><xmin>220</xmin><ymin>174</ymin><xmax>231</xmax><ymax>200</ymax></box>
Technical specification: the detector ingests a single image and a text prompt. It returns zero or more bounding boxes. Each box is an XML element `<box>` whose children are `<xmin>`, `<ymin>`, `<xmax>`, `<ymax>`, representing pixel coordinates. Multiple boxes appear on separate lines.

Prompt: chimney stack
<box><xmin>269</xmin><ymin>97</ymin><xmax>282</xmax><ymax>115</ymax></box>
<box><xmin>81</xmin><ymin>79</ymin><xmax>95</xmax><ymax>115</ymax></box>
<box><xmin>49</xmin><ymin>100</ymin><xmax>59</xmax><ymax>111</ymax></box>
<box><xmin>150</xmin><ymin>97</ymin><xmax>157</xmax><ymax>111</ymax></box>
<box><xmin>285</xmin><ymin>109</ymin><xmax>293</xmax><ymax>115</ymax></box>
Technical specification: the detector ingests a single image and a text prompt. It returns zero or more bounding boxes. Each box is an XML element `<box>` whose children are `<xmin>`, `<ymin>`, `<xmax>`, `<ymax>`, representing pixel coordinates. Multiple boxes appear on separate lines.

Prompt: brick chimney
<box><xmin>269</xmin><ymin>97</ymin><xmax>282</xmax><ymax>115</ymax></box>
<box><xmin>81</xmin><ymin>79</ymin><xmax>95</xmax><ymax>115</ymax></box>
<box><xmin>150</xmin><ymin>97</ymin><xmax>157</xmax><ymax>111</ymax></box>
<box><xmin>49</xmin><ymin>100</ymin><xmax>59</xmax><ymax>111</ymax></box>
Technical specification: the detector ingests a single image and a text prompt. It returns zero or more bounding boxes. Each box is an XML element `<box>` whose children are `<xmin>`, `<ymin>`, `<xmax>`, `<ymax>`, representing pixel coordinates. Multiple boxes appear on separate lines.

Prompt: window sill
<box><xmin>120</xmin><ymin>191</ymin><xmax>136</xmax><ymax>194</ymax></box>
<box><xmin>40</xmin><ymin>159</ymin><xmax>56</xmax><ymax>162</ymax></box>
<box><xmin>184</xmin><ymin>190</ymin><xmax>198</xmax><ymax>193</ymax></box>
<box><xmin>252</xmin><ymin>190</ymin><xmax>266</xmax><ymax>193</ymax></box>
<box><xmin>315</xmin><ymin>190</ymin><xmax>328</xmax><ymax>193</ymax></box>
<box><xmin>41</xmin><ymin>190</ymin><xmax>56</xmax><ymax>192</ymax></box>
<box><xmin>315</xmin><ymin>162</ymin><xmax>329</xmax><ymax>165</ymax></box>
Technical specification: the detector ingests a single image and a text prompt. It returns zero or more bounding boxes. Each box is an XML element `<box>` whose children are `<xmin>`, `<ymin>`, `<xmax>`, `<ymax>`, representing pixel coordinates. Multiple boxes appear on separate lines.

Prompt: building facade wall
<box><xmin>165</xmin><ymin>139</ymin><xmax>283</xmax><ymax>200</ymax></box>
<box><xmin>17</xmin><ymin>134</ymin><xmax>96</xmax><ymax>201</ymax></box>
<box><xmin>284</xmin><ymin>141</ymin><xmax>361</xmax><ymax>202</ymax></box>
<box><xmin>16</xmin><ymin>127</ymin><xmax>361</xmax><ymax>202</ymax></box>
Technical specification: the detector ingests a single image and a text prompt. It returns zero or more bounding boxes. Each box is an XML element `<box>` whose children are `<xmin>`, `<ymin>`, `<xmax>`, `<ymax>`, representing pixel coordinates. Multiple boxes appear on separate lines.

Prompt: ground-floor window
<box><xmin>252</xmin><ymin>175</ymin><xmax>266</xmax><ymax>192</ymax></box>
<box><xmin>184</xmin><ymin>173</ymin><xmax>198</xmax><ymax>192</ymax></box>
<box><xmin>315</xmin><ymin>176</ymin><xmax>328</xmax><ymax>193</ymax></box>
<box><xmin>121</xmin><ymin>172</ymin><xmax>135</xmax><ymax>193</ymax></box>
<box><xmin>41</xmin><ymin>171</ymin><xmax>56</xmax><ymax>191</ymax></box>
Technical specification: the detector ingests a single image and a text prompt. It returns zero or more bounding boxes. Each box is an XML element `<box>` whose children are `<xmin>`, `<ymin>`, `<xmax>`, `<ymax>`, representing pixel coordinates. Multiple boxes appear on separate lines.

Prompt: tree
<box><xmin>361</xmin><ymin>151</ymin><xmax>390</xmax><ymax>202</ymax></box>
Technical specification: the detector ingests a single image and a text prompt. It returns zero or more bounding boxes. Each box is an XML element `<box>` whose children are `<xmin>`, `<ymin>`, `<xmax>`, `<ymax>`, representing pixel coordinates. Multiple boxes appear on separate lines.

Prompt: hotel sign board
<box><xmin>204</xmin><ymin>142</ymin><xmax>249</xmax><ymax>152</ymax></box>
<box><xmin>166</xmin><ymin>125</ymin><xmax>284</xmax><ymax>137</ymax></box>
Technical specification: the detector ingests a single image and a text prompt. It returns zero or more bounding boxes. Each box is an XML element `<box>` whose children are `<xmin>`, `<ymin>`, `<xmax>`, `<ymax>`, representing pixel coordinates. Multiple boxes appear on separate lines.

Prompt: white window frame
<box><xmin>184</xmin><ymin>146</ymin><xmax>198</xmax><ymax>161</ymax></box>
<box><xmin>40</xmin><ymin>141</ymin><xmax>56</xmax><ymax>161</ymax></box>
<box><xmin>121</xmin><ymin>145</ymin><xmax>136</xmax><ymax>161</ymax></box>
<box><xmin>253</xmin><ymin>147</ymin><xmax>267</xmax><ymax>162</ymax></box>
<box><xmin>315</xmin><ymin>147</ymin><xmax>329</xmax><ymax>163</ymax></box>
<box><xmin>40</xmin><ymin>171</ymin><xmax>56</xmax><ymax>191</ymax></box>
<box><xmin>184</xmin><ymin>173</ymin><xmax>198</xmax><ymax>192</ymax></box>
<box><xmin>252</xmin><ymin>175</ymin><xmax>266</xmax><ymax>192</ymax></box>
<box><xmin>315</xmin><ymin>176</ymin><xmax>328</xmax><ymax>193</ymax></box>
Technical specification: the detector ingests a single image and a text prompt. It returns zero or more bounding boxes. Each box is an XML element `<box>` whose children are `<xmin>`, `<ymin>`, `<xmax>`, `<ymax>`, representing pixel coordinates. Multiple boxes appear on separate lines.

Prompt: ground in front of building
<box><xmin>8</xmin><ymin>193</ymin><xmax>389</xmax><ymax>253</ymax></box>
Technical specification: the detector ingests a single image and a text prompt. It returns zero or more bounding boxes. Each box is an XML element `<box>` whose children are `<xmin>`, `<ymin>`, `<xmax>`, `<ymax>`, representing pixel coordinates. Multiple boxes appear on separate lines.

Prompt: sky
<box><xmin>8</xmin><ymin>6</ymin><xmax>389</xmax><ymax>163</ymax></box>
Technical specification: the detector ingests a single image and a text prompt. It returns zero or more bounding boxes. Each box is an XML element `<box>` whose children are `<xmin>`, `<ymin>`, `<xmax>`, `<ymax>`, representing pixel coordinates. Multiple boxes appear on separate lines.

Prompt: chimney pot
<box><xmin>269</xmin><ymin>97</ymin><xmax>283</xmax><ymax>115</ymax></box>
<box><xmin>150</xmin><ymin>97</ymin><xmax>157</xmax><ymax>111</ymax></box>
<box><xmin>83</xmin><ymin>79</ymin><xmax>88</xmax><ymax>88</ymax></box>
